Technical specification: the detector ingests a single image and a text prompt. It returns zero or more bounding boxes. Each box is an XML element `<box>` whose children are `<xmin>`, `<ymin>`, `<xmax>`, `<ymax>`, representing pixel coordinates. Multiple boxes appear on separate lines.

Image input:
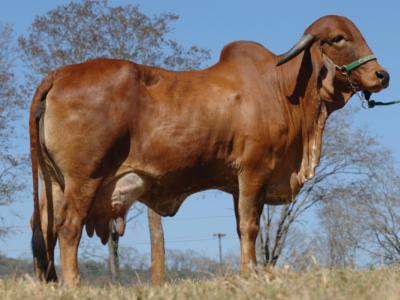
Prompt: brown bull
<box><xmin>30</xmin><ymin>15</ymin><xmax>389</xmax><ymax>286</ymax></box>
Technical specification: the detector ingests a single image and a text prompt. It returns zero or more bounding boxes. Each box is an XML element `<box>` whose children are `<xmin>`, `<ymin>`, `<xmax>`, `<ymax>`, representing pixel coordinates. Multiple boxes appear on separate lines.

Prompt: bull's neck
<box><xmin>276</xmin><ymin>52</ymin><xmax>323</xmax><ymax>129</ymax></box>
<box><xmin>275</xmin><ymin>50</ymin><xmax>329</xmax><ymax>182</ymax></box>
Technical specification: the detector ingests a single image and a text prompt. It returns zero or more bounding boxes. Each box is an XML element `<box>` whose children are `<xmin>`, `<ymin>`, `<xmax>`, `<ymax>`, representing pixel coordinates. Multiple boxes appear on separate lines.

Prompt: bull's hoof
<box><xmin>46</xmin><ymin>271</ymin><xmax>58</xmax><ymax>283</ymax></box>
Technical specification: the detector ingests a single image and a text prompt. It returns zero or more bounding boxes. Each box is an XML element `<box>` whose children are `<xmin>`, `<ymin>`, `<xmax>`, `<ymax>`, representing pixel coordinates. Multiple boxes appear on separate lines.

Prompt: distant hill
<box><xmin>0</xmin><ymin>255</ymin><xmax>33</xmax><ymax>277</ymax></box>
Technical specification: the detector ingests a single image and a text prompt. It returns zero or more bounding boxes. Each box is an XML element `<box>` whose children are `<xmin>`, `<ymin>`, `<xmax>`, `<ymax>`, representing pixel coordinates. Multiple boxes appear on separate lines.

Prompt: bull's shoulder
<box><xmin>219</xmin><ymin>41</ymin><xmax>275</xmax><ymax>64</ymax></box>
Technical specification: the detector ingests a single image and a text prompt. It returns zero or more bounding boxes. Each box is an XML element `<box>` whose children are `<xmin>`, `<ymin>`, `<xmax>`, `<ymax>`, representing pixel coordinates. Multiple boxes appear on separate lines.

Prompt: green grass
<box><xmin>1</xmin><ymin>268</ymin><xmax>400</xmax><ymax>300</ymax></box>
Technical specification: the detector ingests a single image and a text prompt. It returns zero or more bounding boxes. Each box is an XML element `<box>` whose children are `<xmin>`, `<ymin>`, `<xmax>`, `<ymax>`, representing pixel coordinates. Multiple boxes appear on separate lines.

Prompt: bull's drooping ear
<box><xmin>277</xmin><ymin>34</ymin><xmax>315</xmax><ymax>66</ymax></box>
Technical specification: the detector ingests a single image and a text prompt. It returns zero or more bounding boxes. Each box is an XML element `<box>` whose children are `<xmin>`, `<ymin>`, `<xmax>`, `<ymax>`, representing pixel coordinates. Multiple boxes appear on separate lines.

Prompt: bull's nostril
<box><xmin>376</xmin><ymin>70</ymin><xmax>390</xmax><ymax>85</ymax></box>
<box><xmin>376</xmin><ymin>71</ymin><xmax>384</xmax><ymax>79</ymax></box>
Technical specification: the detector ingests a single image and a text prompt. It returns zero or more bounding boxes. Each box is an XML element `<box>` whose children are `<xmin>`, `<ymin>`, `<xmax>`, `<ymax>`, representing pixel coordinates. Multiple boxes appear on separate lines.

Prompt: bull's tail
<box><xmin>29</xmin><ymin>73</ymin><xmax>54</xmax><ymax>278</ymax></box>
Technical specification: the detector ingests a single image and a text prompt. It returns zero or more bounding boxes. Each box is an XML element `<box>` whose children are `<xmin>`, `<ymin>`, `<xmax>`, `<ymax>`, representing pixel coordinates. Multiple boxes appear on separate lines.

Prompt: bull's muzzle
<box><xmin>375</xmin><ymin>69</ymin><xmax>390</xmax><ymax>88</ymax></box>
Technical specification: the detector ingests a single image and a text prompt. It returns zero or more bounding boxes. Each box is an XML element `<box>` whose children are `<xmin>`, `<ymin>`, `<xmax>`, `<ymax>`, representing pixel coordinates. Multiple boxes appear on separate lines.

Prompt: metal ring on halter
<box><xmin>337</xmin><ymin>66</ymin><xmax>349</xmax><ymax>76</ymax></box>
<box><xmin>361</xmin><ymin>99</ymin><xmax>369</xmax><ymax>109</ymax></box>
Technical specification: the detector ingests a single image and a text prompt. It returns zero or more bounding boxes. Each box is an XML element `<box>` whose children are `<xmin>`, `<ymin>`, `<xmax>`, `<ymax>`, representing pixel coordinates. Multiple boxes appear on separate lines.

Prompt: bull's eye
<box><xmin>332</xmin><ymin>35</ymin><xmax>345</xmax><ymax>44</ymax></box>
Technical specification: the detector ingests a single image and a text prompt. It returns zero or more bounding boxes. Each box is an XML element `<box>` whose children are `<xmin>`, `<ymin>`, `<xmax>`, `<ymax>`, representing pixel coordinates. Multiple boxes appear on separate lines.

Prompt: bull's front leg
<box><xmin>234</xmin><ymin>173</ymin><xmax>265</xmax><ymax>273</ymax></box>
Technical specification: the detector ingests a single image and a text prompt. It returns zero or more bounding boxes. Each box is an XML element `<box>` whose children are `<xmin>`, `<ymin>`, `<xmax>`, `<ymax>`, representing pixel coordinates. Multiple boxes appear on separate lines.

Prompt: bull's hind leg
<box><xmin>57</xmin><ymin>179</ymin><xmax>101</xmax><ymax>287</ymax></box>
<box><xmin>39</xmin><ymin>181</ymin><xmax>62</xmax><ymax>281</ymax></box>
<box><xmin>32</xmin><ymin>180</ymin><xmax>62</xmax><ymax>282</ymax></box>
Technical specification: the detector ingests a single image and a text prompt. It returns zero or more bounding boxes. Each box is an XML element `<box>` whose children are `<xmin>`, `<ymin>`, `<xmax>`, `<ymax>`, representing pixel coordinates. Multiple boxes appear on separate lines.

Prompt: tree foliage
<box><xmin>0</xmin><ymin>23</ymin><xmax>25</xmax><ymax>237</ymax></box>
<box><xmin>18</xmin><ymin>0</ymin><xmax>210</xmax><ymax>86</ymax></box>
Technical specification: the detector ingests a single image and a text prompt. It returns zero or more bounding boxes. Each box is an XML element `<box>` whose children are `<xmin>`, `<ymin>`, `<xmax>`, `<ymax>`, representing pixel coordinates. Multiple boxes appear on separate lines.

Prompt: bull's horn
<box><xmin>276</xmin><ymin>34</ymin><xmax>315</xmax><ymax>66</ymax></box>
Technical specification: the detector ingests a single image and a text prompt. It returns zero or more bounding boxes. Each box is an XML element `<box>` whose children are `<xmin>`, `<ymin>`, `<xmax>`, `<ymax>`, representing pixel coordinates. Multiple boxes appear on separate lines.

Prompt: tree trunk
<box><xmin>148</xmin><ymin>208</ymin><xmax>165</xmax><ymax>285</ymax></box>
<box><xmin>108</xmin><ymin>221</ymin><xmax>120</xmax><ymax>282</ymax></box>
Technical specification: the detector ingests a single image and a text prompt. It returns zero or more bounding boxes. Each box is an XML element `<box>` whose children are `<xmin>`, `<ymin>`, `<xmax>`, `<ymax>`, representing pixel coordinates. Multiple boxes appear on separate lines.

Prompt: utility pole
<box><xmin>213</xmin><ymin>233</ymin><xmax>226</xmax><ymax>268</ymax></box>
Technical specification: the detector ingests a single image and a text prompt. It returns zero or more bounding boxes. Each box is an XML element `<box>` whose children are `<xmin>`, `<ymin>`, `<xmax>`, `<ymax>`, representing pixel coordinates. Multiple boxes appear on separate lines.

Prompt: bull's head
<box><xmin>277</xmin><ymin>15</ymin><xmax>389</xmax><ymax>105</ymax></box>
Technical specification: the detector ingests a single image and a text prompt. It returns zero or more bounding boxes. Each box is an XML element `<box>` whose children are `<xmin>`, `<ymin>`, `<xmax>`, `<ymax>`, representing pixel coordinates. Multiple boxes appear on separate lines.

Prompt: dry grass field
<box><xmin>1</xmin><ymin>267</ymin><xmax>399</xmax><ymax>300</ymax></box>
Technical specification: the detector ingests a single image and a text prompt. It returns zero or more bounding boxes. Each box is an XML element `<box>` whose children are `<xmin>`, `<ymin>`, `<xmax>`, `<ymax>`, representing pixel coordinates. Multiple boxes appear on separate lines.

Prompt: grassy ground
<box><xmin>1</xmin><ymin>267</ymin><xmax>399</xmax><ymax>300</ymax></box>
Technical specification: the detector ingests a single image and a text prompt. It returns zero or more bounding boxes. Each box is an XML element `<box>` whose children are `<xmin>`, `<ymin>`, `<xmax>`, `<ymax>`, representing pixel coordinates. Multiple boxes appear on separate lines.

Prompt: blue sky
<box><xmin>1</xmin><ymin>0</ymin><xmax>400</xmax><ymax>263</ymax></box>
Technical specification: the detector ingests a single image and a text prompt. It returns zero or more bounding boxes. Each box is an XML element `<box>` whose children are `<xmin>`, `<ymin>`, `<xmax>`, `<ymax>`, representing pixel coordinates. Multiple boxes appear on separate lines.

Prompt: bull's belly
<box><xmin>94</xmin><ymin>172</ymin><xmax>194</xmax><ymax>219</ymax></box>
<box><xmin>117</xmin><ymin>158</ymin><xmax>236</xmax><ymax>214</ymax></box>
<box><xmin>139</xmin><ymin>172</ymin><xmax>236</xmax><ymax>217</ymax></box>
<box><xmin>86</xmin><ymin>161</ymin><xmax>236</xmax><ymax>243</ymax></box>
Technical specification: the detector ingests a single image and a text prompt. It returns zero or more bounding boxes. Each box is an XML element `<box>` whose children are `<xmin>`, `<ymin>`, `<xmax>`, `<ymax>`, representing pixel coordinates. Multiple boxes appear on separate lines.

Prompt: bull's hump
<box><xmin>219</xmin><ymin>41</ymin><xmax>275</xmax><ymax>64</ymax></box>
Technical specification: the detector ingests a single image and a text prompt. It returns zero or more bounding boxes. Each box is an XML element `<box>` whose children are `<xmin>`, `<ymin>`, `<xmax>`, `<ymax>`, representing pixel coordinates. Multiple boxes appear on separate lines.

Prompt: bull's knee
<box><xmin>240</xmin><ymin>222</ymin><xmax>260</xmax><ymax>241</ymax></box>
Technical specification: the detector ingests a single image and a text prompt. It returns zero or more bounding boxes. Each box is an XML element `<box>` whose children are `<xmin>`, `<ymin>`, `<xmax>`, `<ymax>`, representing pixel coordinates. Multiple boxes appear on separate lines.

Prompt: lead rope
<box><xmin>365</xmin><ymin>99</ymin><xmax>400</xmax><ymax>108</ymax></box>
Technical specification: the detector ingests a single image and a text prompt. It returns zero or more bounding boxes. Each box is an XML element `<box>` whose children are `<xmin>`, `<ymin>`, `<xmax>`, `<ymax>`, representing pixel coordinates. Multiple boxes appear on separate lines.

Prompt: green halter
<box><xmin>337</xmin><ymin>54</ymin><xmax>377</xmax><ymax>73</ymax></box>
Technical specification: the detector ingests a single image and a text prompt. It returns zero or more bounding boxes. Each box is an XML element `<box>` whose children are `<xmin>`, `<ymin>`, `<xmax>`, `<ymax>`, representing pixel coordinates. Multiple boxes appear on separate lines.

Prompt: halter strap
<box><xmin>337</xmin><ymin>54</ymin><xmax>376</xmax><ymax>73</ymax></box>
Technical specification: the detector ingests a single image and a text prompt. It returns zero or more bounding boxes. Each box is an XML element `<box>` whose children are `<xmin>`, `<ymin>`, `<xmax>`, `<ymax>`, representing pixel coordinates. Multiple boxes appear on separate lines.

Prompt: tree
<box><xmin>256</xmin><ymin>107</ymin><xmax>388</xmax><ymax>268</ymax></box>
<box><xmin>317</xmin><ymin>184</ymin><xmax>367</xmax><ymax>267</ymax></box>
<box><xmin>0</xmin><ymin>23</ymin><xmax>25</xmax><ymax>238</ymax></box>
<box><xmin>317</xmin><ymin>158</ymin><xmax>400</xmax><ymax>266</ymax></box>
<box><xmin>18</xmin><ymin>0</ymin><xmax>210</xmax><ymax>282</ymax></box>
<box><xmin>361</xmin><ymin>174</ymin><xmax>400</xmax><ymax>265</ymax></box>
<box><xmin>166</xmin><ymin>248</ymin><xmax>219</xmax><ymax>278</ymax></box>
<box><xmin>18</xmin><ymin>0</ymin><xmax>209</xmax><ymax>89</ymax></box>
